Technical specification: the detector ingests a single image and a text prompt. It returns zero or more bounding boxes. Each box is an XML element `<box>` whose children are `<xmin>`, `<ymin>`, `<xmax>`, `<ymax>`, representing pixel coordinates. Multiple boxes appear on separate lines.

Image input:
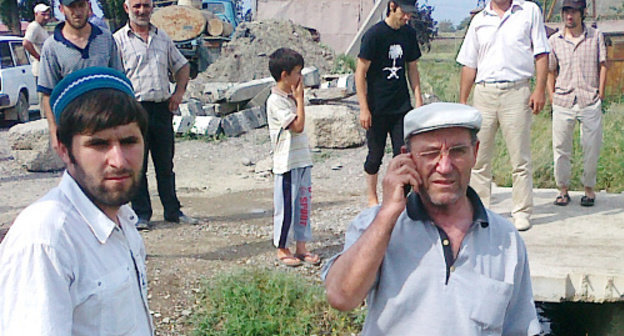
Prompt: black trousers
<box><xmin>363</xmin><ymin>113</ymin><xmax>405</xmax><ymax>175</ymax></box>
<box><xmin>132</xmin><ymin>101</ymin><xmax>181</xmax><ymax>221</ymax></box>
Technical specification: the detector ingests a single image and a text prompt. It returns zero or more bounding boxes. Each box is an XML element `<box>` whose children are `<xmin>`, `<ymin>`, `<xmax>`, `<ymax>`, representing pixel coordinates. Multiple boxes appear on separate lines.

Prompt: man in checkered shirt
<box><xmin>547</xmin><ymin>0</ymin><xmax>608</xmax><ymax>207</ymax></box>
<box><xmin>114</xmin><ymin>0</ymin><xmax>197</xmax><ymax>229</ymax></box>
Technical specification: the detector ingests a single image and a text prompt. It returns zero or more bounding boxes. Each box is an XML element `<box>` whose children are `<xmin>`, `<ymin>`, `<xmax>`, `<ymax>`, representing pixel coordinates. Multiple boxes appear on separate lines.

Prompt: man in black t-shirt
<box><xmin>356</xmin><ymin>0</ymin><xmax>423</xmax><ymax>206</ymax></box>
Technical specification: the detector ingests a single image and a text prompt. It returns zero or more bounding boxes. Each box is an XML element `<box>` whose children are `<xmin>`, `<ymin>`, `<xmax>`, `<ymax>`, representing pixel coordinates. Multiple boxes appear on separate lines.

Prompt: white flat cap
<box><xmin>403</xmin><ymin>102</ymin><xmax>482</xmax><ymax>142</ymax></box>
<box><xmin>34</xmin><ymin>3</ymin><xmax>50</xmax><ymax>13</ymax></box>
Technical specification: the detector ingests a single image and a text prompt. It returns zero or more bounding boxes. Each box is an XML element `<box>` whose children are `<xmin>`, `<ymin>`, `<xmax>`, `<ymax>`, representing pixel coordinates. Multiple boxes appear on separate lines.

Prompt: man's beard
<box><xmin>72</xmin><ymin>163</ymin><xmax>141</xmax><ymax>209</ymax></box>
<box><xmin>66</xmin><ymin>16</ymin><xmax>88</xmax><ymax>30</ymax></box>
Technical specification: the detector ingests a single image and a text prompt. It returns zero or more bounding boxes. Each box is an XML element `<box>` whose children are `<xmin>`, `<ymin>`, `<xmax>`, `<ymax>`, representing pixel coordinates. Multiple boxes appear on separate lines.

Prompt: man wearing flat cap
<box><xmin>323</xmin><ymin>103</ymin><xmax>540</xmax><ymax>335</ymax></box>
<box><xmin>0</xmin><ymin>67</ymin><xmax>153</xmax><ymax>335</ymax></box>
<box><xmin>38</xmin><ymin>0</ymin><xmax>122</xmax><ymax>151</ymax></box>
<box><xmin>356</xmin><ymin>0</ymin><xmax>423</xmax><ymax>207</ymax></box>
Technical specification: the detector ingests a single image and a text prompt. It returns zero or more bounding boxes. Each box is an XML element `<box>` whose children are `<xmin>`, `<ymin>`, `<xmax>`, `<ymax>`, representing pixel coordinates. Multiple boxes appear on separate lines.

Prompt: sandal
<box><xmin>295</xmin><ymin>252</ymin><xmax>321</xmax><ymax>266</ymax></box>
<box><xmin>580</xmin><ymin>195</ymin><xmax>595</xmax><ymax>207</ymax></box>
<box><xmin>277</xmin><ymin>255</ymin><xmax>302</xmax><ymax>267</ymax></box>
<box><xmin>553</xmin><ymin>193</ymin><xmax>570</xmax><ymax>206</ymax></box>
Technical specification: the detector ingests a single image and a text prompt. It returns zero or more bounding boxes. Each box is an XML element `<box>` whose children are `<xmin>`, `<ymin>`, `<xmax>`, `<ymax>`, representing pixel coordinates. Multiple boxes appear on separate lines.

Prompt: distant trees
<box><xmin>438</xmin><ymin>19</ymin><xmax>455</xmax><ymax>33</ymax></box>
<box><xmin>0</xmin><ymin>0</ymin><xmax>21</xmax><ymax>34</ymax></box>
<box><xmin>409</xmin><ymin>2</ymin><xmax>437</xmax><ymax>51</ymax></box>
<box><xmin>456</xmin><ymin>16</ymin><xmax>471</xmax><ymax>31</ymax></box>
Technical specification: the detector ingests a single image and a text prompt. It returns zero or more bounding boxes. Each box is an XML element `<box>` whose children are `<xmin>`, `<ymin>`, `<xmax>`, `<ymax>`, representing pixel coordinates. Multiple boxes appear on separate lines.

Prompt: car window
<box><xmin>203</xmin><ymin>3</ymin><xmax>225</xmax><ymax>14</ymax></box>
<box><xmin>0</xmin><ymin>42</ymin><xmax>14</xmax><ymax>68</ymax></box>
<box><xmin>10</xmin><ymin>42</ymin><xmax>30</xmax><ymax>66</ymax></box>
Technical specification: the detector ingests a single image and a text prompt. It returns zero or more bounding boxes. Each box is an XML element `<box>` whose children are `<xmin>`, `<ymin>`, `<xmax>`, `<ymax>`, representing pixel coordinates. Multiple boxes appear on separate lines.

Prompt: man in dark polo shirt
<box><xmin>356</xmin><ymin>0</ymin><xmax>423</xmax><ymax>207</ymax></box>
<box><xmin>38</xmin><ymin>0</ymin><xmax>122</xmax><ymax>151</ymax></box>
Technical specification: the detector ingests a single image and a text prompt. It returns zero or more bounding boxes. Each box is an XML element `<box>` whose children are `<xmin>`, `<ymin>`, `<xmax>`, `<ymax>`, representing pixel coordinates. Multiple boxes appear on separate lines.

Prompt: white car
<box><xmin>0</xmin><ymin>36</ymin><xmax>37</xmax><ymax>122</ymax></box>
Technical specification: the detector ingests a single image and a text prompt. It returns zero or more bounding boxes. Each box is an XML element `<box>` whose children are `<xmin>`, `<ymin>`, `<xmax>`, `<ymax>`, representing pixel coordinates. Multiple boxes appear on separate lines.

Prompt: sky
<box><xmin>424</xmin><ymin>0</ymin><xmax>480</xmax><ymax>25</ymax></box>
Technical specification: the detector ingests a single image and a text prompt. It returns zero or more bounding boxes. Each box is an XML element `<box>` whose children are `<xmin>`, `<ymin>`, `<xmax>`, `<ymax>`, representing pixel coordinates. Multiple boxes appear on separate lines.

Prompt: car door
<box><xmin>0</xmin><ymin>40</ymin><xmax>20</xmax><ymax>107</ymax></box>
<box><xmin>9</xmin><ymin>40</ymin><xmax>36</xmax><ymax>105</ymax></box>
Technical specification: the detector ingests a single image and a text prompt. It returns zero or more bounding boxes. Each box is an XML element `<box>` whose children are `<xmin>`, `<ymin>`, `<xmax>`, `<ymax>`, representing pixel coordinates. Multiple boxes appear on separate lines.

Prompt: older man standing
<box><xmin>323</xmin><ymin>103</ymin><xmax>540</xmax><ymax>335</ymax></box>
<box><xmin>38</xmin><ymin>0</ymin><xmax>122</xmax><ymax>148</ymax></box>
<box><xmin>114</xmin><ymin>0</ymin><xmax>196</xmax><ymax>229</ymax></box>
<box><xmin>23</xmin><ymin>3</ymin><xmax>51</xmax><ymax>118</ymax></box>
<box><xmin>548</xmin><ymin>0</ymin><xmax>607</xmax><ymax>207</ymax></box>
<box><xmin>457</xmin><ymin>0</ymin><xmax>550</xmax><ymax>231</ymax></box>
<box><xmin>0</xmin><ymin>67</ymin><xmax>152</xmax><ymax>335</ymax></box>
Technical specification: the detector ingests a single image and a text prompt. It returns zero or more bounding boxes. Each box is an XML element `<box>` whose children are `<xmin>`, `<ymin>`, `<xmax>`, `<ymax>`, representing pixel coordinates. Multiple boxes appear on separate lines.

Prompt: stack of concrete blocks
<box><xmin>176</xmin><ymin>66</ymin><xmax>322</xmax><ymax>138</ymax></box>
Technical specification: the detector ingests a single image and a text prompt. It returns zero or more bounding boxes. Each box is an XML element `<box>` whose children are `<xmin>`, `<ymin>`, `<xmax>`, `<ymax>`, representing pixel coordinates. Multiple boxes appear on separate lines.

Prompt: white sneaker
<box><xmin>513</xmin><ymin>217</ymin><xmax>532</xmax><ymax>231</ymax></box>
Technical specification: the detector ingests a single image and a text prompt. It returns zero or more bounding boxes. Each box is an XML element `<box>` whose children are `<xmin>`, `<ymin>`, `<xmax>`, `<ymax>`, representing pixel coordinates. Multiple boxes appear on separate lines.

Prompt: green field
<box><xmin>418</xmin><ymin>38</ymin><xmax>624</xmax><ymax>193</ymax></box>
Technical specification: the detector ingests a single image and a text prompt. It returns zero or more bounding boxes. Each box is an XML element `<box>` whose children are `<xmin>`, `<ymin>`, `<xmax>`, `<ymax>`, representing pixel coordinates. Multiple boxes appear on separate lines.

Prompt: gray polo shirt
<box><xmin>322</xmin><ymin>188</ymin><xmax>541</xmax><ymax>336</ymax></box>
<box><xmin>38</xmin><ymin>22</ymin><xmax>123</xmax><ymax>95</ymax></box>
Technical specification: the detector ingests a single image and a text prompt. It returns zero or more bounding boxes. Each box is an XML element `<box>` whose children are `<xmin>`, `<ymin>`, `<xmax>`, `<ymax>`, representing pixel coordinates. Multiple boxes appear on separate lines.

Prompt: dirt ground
<box><xmin>0</xmin><ymin>123</ymin><xmax>386</xmax><ymax>335</ymax></box>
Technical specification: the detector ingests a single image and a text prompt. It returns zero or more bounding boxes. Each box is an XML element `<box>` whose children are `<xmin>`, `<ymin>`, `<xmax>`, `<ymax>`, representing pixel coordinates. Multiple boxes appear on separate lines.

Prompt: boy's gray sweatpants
<box><xmin>273</xmin><ymin>166</ymin><xmax>312</xmax><ymax>248</ymax></box>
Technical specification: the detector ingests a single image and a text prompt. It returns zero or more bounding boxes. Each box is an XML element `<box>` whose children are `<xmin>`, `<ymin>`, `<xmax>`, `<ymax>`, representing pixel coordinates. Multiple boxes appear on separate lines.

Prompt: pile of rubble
<box><xmin>201</xmin><ymin>20</ymin><xmax>335</xmax><ymax>83</ymax></box>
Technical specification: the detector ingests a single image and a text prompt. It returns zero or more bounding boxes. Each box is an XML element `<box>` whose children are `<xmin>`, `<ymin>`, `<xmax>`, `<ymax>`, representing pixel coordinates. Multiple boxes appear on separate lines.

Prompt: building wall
<box><xmin>256</xmin><ymin>0</ymin><xmax>376</xmax><ymax>54</ymax></box>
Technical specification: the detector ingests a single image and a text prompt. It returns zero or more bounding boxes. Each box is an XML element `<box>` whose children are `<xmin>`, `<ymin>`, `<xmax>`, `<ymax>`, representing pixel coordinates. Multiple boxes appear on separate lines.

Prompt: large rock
<box><xmin>8</xmin><ymin>119</ymin><xmax>65</xmax><ymax>172</ymax></box>
<box><xmin>221</xmin><ymin>106</ymin><xmax>267</xmax><ymax>137</ymax></box>
<box><xmin>305</xmin><ymin>105</ymin><xmax>365</xmax><ymax>148</ymax></box>
<box><xmin>301</xmin><ymin>66</ymin><xmax>321</xmax><ymax>88</ymax></box>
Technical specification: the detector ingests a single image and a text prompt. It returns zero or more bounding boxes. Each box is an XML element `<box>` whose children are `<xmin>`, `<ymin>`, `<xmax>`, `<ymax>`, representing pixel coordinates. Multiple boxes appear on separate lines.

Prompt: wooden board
<box><xmin>151</xmin><ymin>5</ymin><xmax>206</xmax><ymax>42</ymax></box>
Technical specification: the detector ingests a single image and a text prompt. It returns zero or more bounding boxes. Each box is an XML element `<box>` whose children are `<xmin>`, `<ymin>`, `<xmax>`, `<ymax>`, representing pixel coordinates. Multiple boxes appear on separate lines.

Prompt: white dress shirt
<box><xmin>0</xmin><ymin>172</ymin><xmax>152</xmax><ymax>336</ymax></box>
<box><xmin>456</xmin><ymin>0</ymin><xmax>550</xmax><ymax>83</ymax></box>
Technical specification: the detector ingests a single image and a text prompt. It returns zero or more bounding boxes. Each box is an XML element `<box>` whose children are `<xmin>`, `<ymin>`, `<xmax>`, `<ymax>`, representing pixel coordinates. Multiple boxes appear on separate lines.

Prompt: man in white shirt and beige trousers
<box><xmin>457</xmin><ymin>0</ymin><xmax>550</xmax><ymax>231</ymax></box>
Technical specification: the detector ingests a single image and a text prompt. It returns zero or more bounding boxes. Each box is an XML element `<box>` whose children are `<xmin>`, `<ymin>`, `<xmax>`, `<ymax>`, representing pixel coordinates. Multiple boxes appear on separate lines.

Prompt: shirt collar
<box><xmin>59</xmin><ymin>171</ymin><xmax>129</xmax><ymax>244</ymax></box>
<box><xmin>124</xmin><ymin>23</ymin><xmax>158</xmax><ymax>37</ymax></box>
<box><xmin>483</xmin><ymin>0</ymin><xmax>525</xmax><ymax>16</ymax></box>
<box><xmin>271</xmin><ymin>86</ymin><xmax>293</xmax><ymax>99</ymax></box>
<box><xmin>53</xmin><ymin>22</ymin><xmax>102</xmax><ymax>56</ymax></box>
<box><xmin>406</xmin><ymin>186</ymin><xmax>489</xmax><ymax>228</ymax></box>
<box><xmin>556</xmin><ymin>23</ymin><xmax>590</xmax><ymax>40</ymax></box>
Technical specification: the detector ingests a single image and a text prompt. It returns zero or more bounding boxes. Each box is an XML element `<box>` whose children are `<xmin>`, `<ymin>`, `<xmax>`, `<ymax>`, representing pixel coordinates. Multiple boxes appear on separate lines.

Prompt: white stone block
<box><xmin>173</xmin><ymin>115</ymin><xmax>195</xmax><ymax>134</ymax></box>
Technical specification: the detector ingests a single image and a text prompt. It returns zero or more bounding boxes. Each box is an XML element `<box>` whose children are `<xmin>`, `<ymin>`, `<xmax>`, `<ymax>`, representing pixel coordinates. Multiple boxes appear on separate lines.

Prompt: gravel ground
<box><xmin>0</xmin><ymin>121</ymin><xmax>391</xmax><ymax>335</ymax></box>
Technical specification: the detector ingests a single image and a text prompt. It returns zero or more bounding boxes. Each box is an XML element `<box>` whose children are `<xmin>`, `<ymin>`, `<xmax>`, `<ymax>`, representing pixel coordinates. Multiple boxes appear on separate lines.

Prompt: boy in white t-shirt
<box><xmin>266</xmin><ymin>48</ymin><xmax>320</xmax><ymax>267</ymax></box>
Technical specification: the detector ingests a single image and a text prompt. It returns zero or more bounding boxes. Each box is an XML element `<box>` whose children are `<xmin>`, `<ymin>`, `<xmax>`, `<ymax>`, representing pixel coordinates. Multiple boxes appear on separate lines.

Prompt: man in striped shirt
<box><xmin>114</xmin><ymin>0</ymin><xmax>197</xmax><ymax>229</ymax></box>
<box><xmin>547</xmin><ymin>0</ymin><xmax>607</xmax><ymax>207</ymax></box>
<box><xmin>38</xmin><ymin>0</ymin><xmax>122</xmax><ymax>150</ymax></box>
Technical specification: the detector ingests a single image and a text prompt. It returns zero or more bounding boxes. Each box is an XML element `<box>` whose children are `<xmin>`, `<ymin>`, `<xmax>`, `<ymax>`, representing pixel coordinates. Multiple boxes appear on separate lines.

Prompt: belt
<box><xmin>477</xmin><ymin>79</ymin><xmax>529</xmax><ymax>89</ymax></box>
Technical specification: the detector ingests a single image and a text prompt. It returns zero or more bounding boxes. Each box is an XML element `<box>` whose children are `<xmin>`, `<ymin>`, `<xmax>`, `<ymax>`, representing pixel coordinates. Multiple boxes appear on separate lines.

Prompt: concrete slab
<box><xmin>489</xmin><ymin>185</ymin><xmax>624</xmax><ymax>302</ymax></box>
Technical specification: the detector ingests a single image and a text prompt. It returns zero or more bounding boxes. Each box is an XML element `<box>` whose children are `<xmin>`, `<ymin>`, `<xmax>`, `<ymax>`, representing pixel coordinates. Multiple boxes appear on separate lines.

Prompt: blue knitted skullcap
<box><xmin>50</xmin><ymin>67</ymin><xmax>135</xmax><ymax>123</ymax></box>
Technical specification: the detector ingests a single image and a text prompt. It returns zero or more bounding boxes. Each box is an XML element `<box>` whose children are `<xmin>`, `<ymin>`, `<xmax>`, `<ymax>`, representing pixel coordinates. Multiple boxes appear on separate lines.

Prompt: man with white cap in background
<box><xmin>323</xmin><ymin>103</ymin><xmax>540</xmax><ymax>335</ymax></box>
<box><xmin>23</xmin><ymin>2</ymin><xmax>51</xmax><ymax>118</ymax></box>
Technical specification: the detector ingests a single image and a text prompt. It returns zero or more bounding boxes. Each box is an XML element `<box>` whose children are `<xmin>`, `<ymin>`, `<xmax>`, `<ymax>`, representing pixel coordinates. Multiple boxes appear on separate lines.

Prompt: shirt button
<box><xmin>450</xmin><ymin>266</ymin><xmax>456</xmax><ymax>272</ymax></box>
<box><xmin>443</xmin><ymin>239</ymin><xmax>450</xmax><ymax>246</ymax></box>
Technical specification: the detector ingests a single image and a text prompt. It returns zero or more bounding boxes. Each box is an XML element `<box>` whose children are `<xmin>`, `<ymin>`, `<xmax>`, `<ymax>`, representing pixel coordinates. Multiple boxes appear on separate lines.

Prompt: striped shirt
<box><xmin>37</xmin><ymin>22</ymin><xmax>122</xmax><ymax>94</ymax></box>
<box><xmin>113</xmin><ymin>24</ymin><xmax>187</xmax><ymax>102</ymax></box>
<box><xmin>266</xmin><ymin>87</ymin><xmax>313</xmax><ymax>174</ymax></box>
<box><xmin>548</xmin><ymin>25</ymin><xmax>607</xmax><ymax>108</ymax></box>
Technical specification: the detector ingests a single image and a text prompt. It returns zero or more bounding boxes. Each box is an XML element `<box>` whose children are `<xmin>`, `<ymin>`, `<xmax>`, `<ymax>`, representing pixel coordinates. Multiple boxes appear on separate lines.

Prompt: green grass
<box><xmin>491</xmin><ymin>102</ymin><xmax>624</xmax><ymax>192</ymax></box>
<box><xmin>419</xmin><ymin>38</ymin><xmax>624</xmax><ymax>193</ymax></box>
<box><xmin>192</xmin><ymin>268</ymin><xmax>366</xmax><ymax>336</ymax></box>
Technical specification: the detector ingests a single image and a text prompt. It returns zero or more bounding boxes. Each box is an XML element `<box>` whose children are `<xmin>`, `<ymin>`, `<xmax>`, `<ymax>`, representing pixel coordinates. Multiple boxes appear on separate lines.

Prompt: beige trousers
<box><xmin>471</xmin><ymin>81</ymin><xmax>533</xmax><ymax>220</ymax></box>
<box><xmin>552</xmin><ymin>100</ymin><xmax>603</xmax><ymax>188</ymax></box>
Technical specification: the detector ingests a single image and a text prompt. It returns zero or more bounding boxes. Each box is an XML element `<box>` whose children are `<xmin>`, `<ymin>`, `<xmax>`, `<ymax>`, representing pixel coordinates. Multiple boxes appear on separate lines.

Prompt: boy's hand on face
<box><xmin>292</xmin><ymin>77</ymin><xmax>304</xmax><ymax>104</ymax></box>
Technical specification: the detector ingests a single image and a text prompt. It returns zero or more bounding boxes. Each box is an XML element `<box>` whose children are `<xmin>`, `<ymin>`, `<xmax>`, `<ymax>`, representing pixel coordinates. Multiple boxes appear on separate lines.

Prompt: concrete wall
<box><xmin>255</xmin><ymin>0</ymin><xmax>376</xmax><ymax>54</ymax></box>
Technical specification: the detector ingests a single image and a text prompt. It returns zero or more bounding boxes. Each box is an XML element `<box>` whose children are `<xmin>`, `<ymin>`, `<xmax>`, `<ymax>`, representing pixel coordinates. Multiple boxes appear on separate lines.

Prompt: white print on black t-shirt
<box><xmin>382</xmin><ymin>44</ymin><xmax>403</xmax><ymax>80</ymax></box>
